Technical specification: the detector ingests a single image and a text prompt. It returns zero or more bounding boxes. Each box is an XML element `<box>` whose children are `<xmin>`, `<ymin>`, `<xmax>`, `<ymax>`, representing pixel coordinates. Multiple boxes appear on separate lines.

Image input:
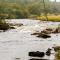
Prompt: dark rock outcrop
<box><xmin>46</xmin><ymin>48</ymin><xmax>52</xmax><ymax>56</ymax></box>
<box><xmin>29</xmin><ymin>51</ymin><xmax>45</xmax><ymax>57</ymax></box>
<box><xmin>29</xmin><ymin>59</ymin><xmax>48</xmax><ymax>60</ymax></box>
<box><xmin>10</xmin><ymin>26</ymin><xmax>15</xmax><ymax>29</ymax></box>
<box><xmin>31</xmin><ymin>32</ymin><xmax>51</xmax><ymax>39</ymax></box>
<box><xmin>14</xmin><ymin>58</ymin><xmax>21</xmax><ymax>60</ymax></box>
<box><xmin>41</xmin><ymin>28</ymin><xmax>53</xmax><ymax>34</ymax></box>
<box><xmin>36</xmin><ymin>33</ymin><xmax>51</xmax><ymax>38</ymax></box>
<box><xmin>41</xmin><ymin>28</ymin><xmax>60</xmax><ymax>34</ymax></box>
<box><xmin>31</xmin><ymin>27</ymin><xmax>60</xmax><ymax>39</ymax></box>
<box><xmin>31</xmin><ymin>32</ymin><xmax>40</xmax><ymax>35</ymax></box>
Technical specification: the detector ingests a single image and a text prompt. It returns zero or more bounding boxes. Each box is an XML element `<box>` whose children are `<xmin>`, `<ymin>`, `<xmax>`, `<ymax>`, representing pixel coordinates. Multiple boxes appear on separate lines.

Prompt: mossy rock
<box><xmin>36</xmin><ymin>33</ymin><xmax>51</xmax><ymax>38</ymax></box>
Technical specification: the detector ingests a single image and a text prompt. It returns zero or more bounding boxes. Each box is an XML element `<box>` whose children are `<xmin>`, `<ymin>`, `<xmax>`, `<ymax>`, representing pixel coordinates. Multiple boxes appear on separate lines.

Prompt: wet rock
<box><xmin>52</xmin><ymin>46</ymin><xmax>60</xmax><ymax>52</ymax></box>
<box><xmin>46</xmin><ymin>28</ymin><xmax>53</xmax><ymax>31</ymax></box>
<box><xmin>41</xmin><ymin>28</ymin><xmax>53</xmax><ymax>34</ymax></box>
<box><xmin>10</xmin><ymin>26</ymin><xmax>15</xmax><ymax>29</ymax></box>
<box><xmin>29</xmin><ymin>59</ymin><xmax>48</xmax><ymax>60</ymax></box>
<box><xmin>31</xmin><ymin>32</ymin><xmax>40</xmax><ymax>35</ymax></box>
<box><xmin>29</xmin><ymin>51</ymin><xmax>45</xmax><ymax>57</ymax></box>
<box><xmin>46</xmin><ymin>48</ymin><xmax>52</xmax><ymax>56</ymax></box>
<box><xmin>41</xmin><ymin>30</ymin><xmax>51</xmax><ymax>34</ymax></box>
<box><xmin>17</xmin><ymin>23</ymin><xmax>23</xmax><ymax>26</ymax></box>
<box><xmin>36</xmin><ymin>33</ymin><xmax>51</xmax><ymax>38</ymax></box>
<box><xmin>31</xmin><ymin>31</ymin><xmax>51</xmax><ymax>38</ymax></box>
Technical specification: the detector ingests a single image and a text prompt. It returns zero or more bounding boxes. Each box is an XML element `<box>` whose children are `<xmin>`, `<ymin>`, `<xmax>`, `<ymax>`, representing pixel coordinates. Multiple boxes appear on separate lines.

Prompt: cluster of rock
<box><xmin>0</xmin><ymin>22</ymin><xmax>23</xmax><ymax>32</ymax></box>
<box><xmin>29</xmin><ymin>48</ymin><xmax>52</xmax><ymax>60</ymax></box>
<box><xmin>31</xmin><ymin>27</ymin><xmax>60</xmax><ymax>38</ymax></box>
<box><xmin>41</xmin><ymin>27</ymin><xmax>60</xmax><ymax>34</ymax></box>
<box><xmin>29</xmin><ymin>59</ymin><xmax>47</xmax><ymax>60</ymax></box>
<box><xmin>31</xmin><ymin>32</ymin><xmax>51</xmax><ymax>38</ymax></box>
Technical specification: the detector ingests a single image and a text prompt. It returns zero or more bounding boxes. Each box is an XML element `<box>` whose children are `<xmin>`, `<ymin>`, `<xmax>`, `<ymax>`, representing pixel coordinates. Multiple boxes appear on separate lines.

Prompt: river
<box><xmin>0</xmin><ymin>19</ymin><xmax>60</xmax><ymax>60</ymax></box>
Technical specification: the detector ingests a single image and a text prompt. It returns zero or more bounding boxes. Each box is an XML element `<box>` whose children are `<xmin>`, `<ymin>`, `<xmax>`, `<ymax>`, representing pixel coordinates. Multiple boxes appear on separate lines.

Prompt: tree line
<box><xmin>0</xmin><ymin>0</ymin><xmax>60</xmax><ymax>19</ymax></box>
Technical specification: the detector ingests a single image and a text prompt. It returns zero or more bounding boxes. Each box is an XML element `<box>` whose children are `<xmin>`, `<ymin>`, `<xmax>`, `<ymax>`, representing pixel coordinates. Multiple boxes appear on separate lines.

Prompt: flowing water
<box><xmin>0</xmin><ymin>19</ymin><xmax>60</xmax><ymax>60</ymax></box>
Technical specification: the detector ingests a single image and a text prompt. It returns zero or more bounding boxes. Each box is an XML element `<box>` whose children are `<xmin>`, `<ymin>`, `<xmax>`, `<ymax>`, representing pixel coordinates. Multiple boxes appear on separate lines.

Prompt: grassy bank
<box><xmin>36</xmin><ymin>15</ymin><xmax>60</xmax><ymax>22</ymax></box>
<box><xmin>0</xmin><ymin>1</ymin><xmax>60</xmax><ymax>22</ymax></box>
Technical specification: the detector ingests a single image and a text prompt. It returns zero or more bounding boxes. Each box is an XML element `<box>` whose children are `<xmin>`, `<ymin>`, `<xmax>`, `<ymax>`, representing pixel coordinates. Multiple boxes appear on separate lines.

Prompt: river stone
<box><xmin>36</xmin><ymin>33</ymin><xmax>51</xmax><ymax>38</ymax></box>
<box><xmin>29</xmin><ymin>59</ymin><xmax>48</xmax><ymax>60</ymax></box>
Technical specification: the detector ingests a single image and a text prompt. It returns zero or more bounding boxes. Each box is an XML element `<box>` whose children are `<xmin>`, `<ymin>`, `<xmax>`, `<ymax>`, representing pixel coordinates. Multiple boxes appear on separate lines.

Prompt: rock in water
<box><xmin>29</xmin><ymin>59</ymin><xmax>48</xmax><ymax>60</ymax></box>
<box><xmin>41</xmin><ymin>28</ymin><xmax>53</xmax><ymax>34</ymax></box>
<box><xmin>29</xmin><ymin>51</ymin><xmax>45</xmax><ymax>57</ymax></box>
<box><xmin>36</xmin><ymin>33</ymin><xmax>51</xmax><ymax>38</ymax></box>
<box><xmin>46</xmin><ymin>48</ymin><xmax>52</xmax><ymax>56</ymax></box>
<box><xmin>31</xmin><ymin>32</ymin><xmax>40</xmax><ymax>35</ymax></box>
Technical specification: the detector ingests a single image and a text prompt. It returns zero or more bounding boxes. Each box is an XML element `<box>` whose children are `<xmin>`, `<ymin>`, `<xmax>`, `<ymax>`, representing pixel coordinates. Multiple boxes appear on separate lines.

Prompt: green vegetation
<box><xmin>0</xmin><ymin>0</ymin><xmax>60</xmax><ymax>21</ymax></box>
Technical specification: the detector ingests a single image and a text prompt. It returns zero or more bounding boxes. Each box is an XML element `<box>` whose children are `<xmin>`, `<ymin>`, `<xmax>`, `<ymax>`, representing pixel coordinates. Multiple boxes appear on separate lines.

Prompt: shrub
<box><xmin>0</xmin><ymin>20</ymin><xmax>10</xmax><ymax>31</ymax></box>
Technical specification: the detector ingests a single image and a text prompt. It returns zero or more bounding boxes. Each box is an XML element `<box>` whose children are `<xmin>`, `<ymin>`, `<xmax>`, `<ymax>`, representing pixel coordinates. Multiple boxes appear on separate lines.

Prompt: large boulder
<box><xmin>29</xmin><ymin>51</ymin><xmax>45</xmax><ymax>57</ymax></box>
<box><xmin>29</xmin><ymin>59</ymin><xmax>48</xmax><ymax>60</ymax></box>
<box><xmin>31</xmin><ymin>31</ymin><xmax>51</xmax><ymax>39</ymax></box>
<box><xmin>41</xmin><ymin>27</ymin><xmax>60</xmax><ymax>34</ymax></box>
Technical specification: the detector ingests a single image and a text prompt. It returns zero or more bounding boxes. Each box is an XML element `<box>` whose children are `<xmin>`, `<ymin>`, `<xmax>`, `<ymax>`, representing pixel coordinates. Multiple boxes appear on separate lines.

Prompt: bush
<box><xmin>0</xmin><ymin>20</ymin><xmax>10</xmax><ymax>31</ymax></box>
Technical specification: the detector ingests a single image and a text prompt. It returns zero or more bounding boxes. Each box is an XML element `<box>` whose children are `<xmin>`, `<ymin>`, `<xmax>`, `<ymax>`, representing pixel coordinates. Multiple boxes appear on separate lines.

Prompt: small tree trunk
<box><xmin>43</xmin><ymin>0</ymin><xmax>48</xmax><ymax>21</ymax></box>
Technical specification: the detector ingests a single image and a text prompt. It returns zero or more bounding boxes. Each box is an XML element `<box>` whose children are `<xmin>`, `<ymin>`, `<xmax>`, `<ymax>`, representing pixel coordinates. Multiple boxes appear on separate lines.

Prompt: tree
<box><xmin>42</xmin><ymin>0</ymin><xmax>48</xmax><ymax>21</ymax></box>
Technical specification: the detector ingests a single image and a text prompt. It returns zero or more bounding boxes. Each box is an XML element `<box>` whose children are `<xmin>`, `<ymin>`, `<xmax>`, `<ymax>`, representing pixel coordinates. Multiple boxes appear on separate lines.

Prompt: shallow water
<box><xmin>0</xmin><ymin>19</ymin><xmax>60</xmax><ymax>60</ymax></box>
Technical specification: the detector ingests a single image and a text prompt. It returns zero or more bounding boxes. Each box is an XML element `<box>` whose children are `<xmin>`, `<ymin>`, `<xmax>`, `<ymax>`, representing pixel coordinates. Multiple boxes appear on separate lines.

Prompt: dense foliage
<box><xmin>0</xmin><ymin>0</ymin><xmax>60</xmax><ymax>19</ymax></box>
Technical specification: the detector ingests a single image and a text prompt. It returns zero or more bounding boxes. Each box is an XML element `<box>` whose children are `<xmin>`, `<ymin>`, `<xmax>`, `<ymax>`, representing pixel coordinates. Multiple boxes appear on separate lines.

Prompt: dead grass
<box><xmin>37</xmin><ymin>15</ymin><xmax>60</xmax><ymax>22</ymax></box>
